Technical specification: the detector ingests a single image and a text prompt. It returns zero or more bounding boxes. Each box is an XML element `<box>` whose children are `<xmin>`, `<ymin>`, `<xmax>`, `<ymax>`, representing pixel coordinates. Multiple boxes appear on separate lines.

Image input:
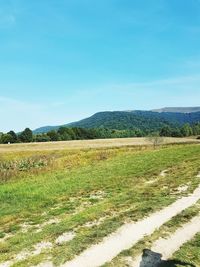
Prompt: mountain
<box><xmin>67</xmin><ymin>110</ymin><xmax>200</xmax><ymax>129</ymax></box>
<box><xmin>33</xmin><ymin>107</ymin><xmax>200</xmax><ymax>134</ymax></box>
<box><xmin>34</xmin><ymin>125</ymin><xmax>61</xmax><ymax>134</ymax></box>
<box><xmin>152</xmin><ymin>107</ymin><xmax>200</xmax><ymax>113</ymax></box>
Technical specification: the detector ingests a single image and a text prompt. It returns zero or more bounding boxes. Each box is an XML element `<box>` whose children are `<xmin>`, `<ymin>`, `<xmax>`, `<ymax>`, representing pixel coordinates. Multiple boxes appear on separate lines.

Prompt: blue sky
<box><xmin>0</xmin><ymin>0</ymin><xmax>200</xmax><ymax>132</ymax></box>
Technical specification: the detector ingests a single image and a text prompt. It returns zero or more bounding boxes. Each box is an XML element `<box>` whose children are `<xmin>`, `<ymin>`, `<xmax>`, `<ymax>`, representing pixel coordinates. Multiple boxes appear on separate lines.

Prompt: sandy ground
<box><xmin>59</xmin><ymin>185</ymin><xmax>200</xmax><ymax>267</ymax></box>
<box><xmin>0</xmin><ymin>137</ymin><xmax>199</xmax><ymax>153</ymax></box>
<box><xmin>131</xmin><ymin>215</ymin><xmax>200</xmax><ymax>267</ymax></box>
<box><xmin>55</xmin><ymin>232</ymin><xmax>75</xmax><ymax>245</ymax></box>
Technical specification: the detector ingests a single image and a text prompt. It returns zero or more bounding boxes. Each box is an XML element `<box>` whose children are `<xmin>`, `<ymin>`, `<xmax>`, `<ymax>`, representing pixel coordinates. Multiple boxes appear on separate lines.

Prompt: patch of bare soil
<box><xmin>55</xmin><ymin>232</ymin><xmax>75</xmax><ymax>245</ymax></box>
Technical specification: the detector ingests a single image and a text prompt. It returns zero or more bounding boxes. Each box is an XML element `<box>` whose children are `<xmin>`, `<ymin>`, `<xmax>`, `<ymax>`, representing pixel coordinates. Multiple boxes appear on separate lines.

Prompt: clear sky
<box><xmin>0</xmin><ymin>0</ymin><xmax>200</xmax><ymax>132</ymax></box>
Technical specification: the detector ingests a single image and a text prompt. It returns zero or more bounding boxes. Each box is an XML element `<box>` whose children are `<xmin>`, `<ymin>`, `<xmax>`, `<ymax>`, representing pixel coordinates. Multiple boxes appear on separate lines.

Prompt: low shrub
<box><xmin>0</xmin><ymin>156</ymin><xmax>50</xmax><ymax>182</ymax></box>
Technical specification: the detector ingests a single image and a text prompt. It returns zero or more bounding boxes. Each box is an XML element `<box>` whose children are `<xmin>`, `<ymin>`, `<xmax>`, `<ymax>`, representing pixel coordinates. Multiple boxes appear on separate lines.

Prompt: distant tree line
<box><xmin>0</xmin><ymin>128</ymin><xmax>33</xmax><ymax>144</ymax></box>
<box><xmin>0</xmin><ymin>123</ymin><xmax>200</xmax><ymax>144</ymax></box>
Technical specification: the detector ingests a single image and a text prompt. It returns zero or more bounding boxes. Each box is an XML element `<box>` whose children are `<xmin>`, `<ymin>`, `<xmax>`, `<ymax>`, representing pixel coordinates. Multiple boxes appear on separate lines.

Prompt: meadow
<box><xmin>0</xmin><ymin>137</ymin><xmax>200</xmax><ymax>267</ymax></box>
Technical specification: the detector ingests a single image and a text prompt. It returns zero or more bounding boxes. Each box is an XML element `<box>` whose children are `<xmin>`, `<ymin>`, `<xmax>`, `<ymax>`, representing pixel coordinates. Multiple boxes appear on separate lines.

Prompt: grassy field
<box><xmin>0</xmin><ymin>138</ymin><xmax>200</xmax><ymax>266</ymax></box>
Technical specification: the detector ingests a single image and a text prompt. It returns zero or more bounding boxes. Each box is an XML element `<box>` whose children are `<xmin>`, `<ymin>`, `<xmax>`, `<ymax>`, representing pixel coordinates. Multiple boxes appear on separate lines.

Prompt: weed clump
<box><xmin>0</xmin><ymin>156</ymin><xmax>50</xmax><ymax>182</ymax></box>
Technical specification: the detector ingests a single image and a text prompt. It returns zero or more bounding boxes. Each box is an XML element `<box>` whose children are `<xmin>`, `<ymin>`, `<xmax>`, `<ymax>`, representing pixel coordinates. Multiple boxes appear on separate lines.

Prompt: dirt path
<box><xmin>130</xmin><ymin>215</ymin><xmax>200</xmax><ymax>267</ymax></box>
<box><xmin>61</xmin><ymin>185</ymin><xmax>200</xmax><ymax>267</ymax></box>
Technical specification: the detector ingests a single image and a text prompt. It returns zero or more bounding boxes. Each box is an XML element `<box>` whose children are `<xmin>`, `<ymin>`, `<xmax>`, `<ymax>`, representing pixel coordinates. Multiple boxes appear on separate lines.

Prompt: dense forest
<box><xmin>68</xmin><ymin>111</ymin><xmax>200</xmax><ymax>129</ymax></box>
<box><xmin>0</xmin><ymin>123</ymin><xmax>200</xmax><ymax>144</ymax></box>
<box><xmin>34</xmin><ymin>111</ymin><xmax>200</xmax><ymax>133</ymax></box>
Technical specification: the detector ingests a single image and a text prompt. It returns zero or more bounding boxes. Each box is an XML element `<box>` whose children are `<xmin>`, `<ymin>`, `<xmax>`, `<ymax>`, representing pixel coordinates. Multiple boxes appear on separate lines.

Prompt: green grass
<box><xmin>173</xmin><ymin>233</ymin><xmax>200</xmax><ymax>266</ymax></box>
<box><xmin>0</xmin><ymin>144</ymin><xmax>200</xmax><ymax>266</ymax></box>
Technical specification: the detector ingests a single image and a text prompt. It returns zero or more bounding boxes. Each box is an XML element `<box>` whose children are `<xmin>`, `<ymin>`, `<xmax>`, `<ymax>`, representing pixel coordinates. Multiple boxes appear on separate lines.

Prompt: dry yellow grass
<box><xmin>0</xmin><ymin>137</ymin><xmax>199</xmax><ymax>153</ymax></box>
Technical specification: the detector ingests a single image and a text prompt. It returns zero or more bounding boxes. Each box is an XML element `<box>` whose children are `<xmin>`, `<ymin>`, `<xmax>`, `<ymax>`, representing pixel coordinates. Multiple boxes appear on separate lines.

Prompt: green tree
<box><xmin>7</xmin><ymin>130</ymin><xmax>18</xmax><ymax>143</ymax></box>
<box><xmin>192</xmin><ymin>123</ymin><xmax>200</xmax><ymax>136</ymax></box>
<box><xmin>146</xmin><ymin>132</ymin><xmax>164</xmax><ymax>149</ymax></box>
<box><xmin>47</xmin><ymin>130</ymin><xmax>60</xmax><ymax>141</ymax></box>
<box><xmin>171</xmin><ymin>128</ymin><xmax>182</xmax><ymax>137</ymax></box>
<box><xmin>19</xmin><ymin>128</ymin><xmax>33</xmax><ymax>143</ymax></box>
<box><xmin>0</xmin><ymin>133</ymin><xmax>13</xmax><ymax>144</ymax></box>
<box><xmin>58</xmin><ymin>127</ymin><xmax>72</xmax><ymax>140</ymax></box>
<box><xmin>180</xmin><ymin>124</ymin><xmax>193</xmax><ymax>137</ymax></box>
<box><xmin>35</xmin><ymin>134</ymin><xmax>51</xmax><ymax>142</ymax></box>
<box><xmin>160</xmin><ymin>126</ymin><xmax>172</xmax><ymax>137</ymax></box>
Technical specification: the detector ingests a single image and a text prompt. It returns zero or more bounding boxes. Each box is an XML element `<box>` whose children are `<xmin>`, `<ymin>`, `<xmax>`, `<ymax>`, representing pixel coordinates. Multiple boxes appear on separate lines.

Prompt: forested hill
<box><xmin>34</xmin><ymin>110</ymin><xmax>200</xmax><ymax>133</ymax></box>
<box><xmin>68</xmin><ymin>111</ymin><xmax>170</xmax><ymax>130</ymax></box>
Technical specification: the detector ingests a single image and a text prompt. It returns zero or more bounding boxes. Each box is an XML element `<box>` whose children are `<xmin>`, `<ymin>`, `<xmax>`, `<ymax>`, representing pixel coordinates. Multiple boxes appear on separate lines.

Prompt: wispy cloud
<box><xmin>105</xmin><ymin>74</ymin><xmax>200</xmax><ymax>92</ymax></box>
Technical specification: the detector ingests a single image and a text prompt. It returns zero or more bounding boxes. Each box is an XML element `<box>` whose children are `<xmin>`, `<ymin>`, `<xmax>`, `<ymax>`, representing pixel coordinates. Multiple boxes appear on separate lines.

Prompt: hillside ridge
<box><xmin>33</xmin><ymin>107</ymin><xmax>200</xmax><ymax>134</ymax></box>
